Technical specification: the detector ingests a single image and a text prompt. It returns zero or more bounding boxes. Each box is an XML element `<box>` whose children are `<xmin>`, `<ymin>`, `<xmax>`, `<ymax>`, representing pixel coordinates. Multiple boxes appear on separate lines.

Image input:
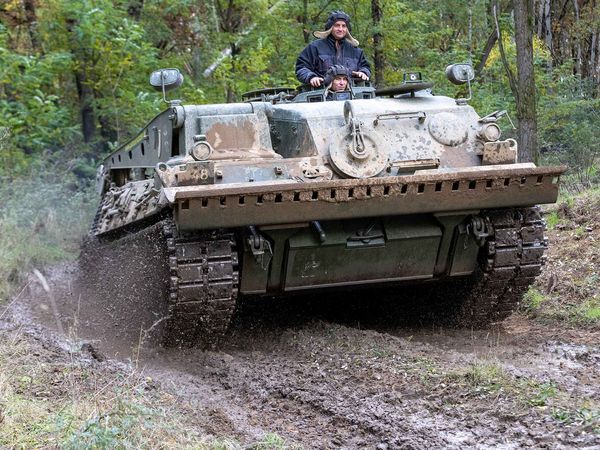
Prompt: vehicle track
<box><xmin>163</xmin><ymin>222</ymin><xmax>238</xmax><ymax>347</ymax></box>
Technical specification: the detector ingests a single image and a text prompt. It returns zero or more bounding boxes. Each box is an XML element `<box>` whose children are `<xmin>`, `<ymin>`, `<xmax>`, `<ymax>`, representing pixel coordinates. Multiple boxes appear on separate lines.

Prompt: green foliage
<box><xmin>539</xmin><ymin>94</ymin><xmax>600</xmax><ymax>186</ymax></box>
<box><xmin>0</xmin><ymin>43</ymin><xmax>77</xmax><ymax>164</ymax></box>
<box><xmin>574</xmin><ymin>298</ymin><xmax>600</xmax><ymax>323</ymax></box>
<box><xmin>39</xmin><ymin>0</ymin><xmax>162</xmax><ymax>147</ymax></box>
<box><xmin>552</xmin><ymin>406</ymin><xmax>600</xmax><ymax>431</ymax></box>
<box><xmin>1</xmin><ymin>0</ymin><xmax>599</xmax><ymax>181</ymax></box>
<box><xmin>544</xmin><ymin>210</ymin><xmax>560</xmax><ymax>230</ymax></box>
<box><xmin>527</xmin><ymin>382</ymin><xmax>558</xmax><ymax>407</ymax></box>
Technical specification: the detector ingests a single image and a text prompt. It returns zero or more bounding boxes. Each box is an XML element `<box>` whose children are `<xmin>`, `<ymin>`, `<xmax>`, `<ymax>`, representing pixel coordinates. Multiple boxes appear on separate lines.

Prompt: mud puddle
<box><xmin>7</xmin><ymin>262</ymin><xmax>600</xmax><ymax>449</ymax></box>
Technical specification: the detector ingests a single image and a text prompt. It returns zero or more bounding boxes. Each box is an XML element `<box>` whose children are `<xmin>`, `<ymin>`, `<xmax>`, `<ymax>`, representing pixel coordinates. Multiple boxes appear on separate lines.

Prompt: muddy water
<box><xmin>12</xmin><ymin>261</ymin><xmax>600</xmax><ymax>449</ymax></box>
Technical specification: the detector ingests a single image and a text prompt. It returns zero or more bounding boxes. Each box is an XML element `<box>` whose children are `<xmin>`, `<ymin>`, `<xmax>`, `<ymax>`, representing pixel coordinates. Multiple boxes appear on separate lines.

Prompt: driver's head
<box><xmin>332</xmin><ymin>75</ymin><xmax>348</xmax><ymax>92</ymax></box>
<box><xmin>324</xmin><ymin>65</ymin><xmax>351</xmax><ymax>91</ymax></box>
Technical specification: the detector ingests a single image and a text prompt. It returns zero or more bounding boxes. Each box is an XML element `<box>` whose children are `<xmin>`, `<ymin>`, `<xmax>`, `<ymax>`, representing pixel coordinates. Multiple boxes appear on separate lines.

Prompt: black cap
<box><xmin>325</xmin><ymin>10</ymin><xmax>351</xmax><ymax>31</ymax></box>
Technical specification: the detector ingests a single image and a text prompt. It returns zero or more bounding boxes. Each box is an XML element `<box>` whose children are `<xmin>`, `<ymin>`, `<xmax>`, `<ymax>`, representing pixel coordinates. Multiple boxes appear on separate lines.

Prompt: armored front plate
<box><xmin>283</xmin><ymin>216</ymin><xmax>443</xmax><ymax>290</ymax></box>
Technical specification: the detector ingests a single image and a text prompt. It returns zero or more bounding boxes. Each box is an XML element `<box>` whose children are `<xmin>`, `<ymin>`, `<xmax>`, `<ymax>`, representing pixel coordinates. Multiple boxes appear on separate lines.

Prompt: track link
<box><xmin>163</xmin><ymin>222</ymin><xmax>239</xmax><ymax>347</ymax></box>
<box><xmin>453</xmin><ymin>206</ymin><xmax>547</xmax><ymax>326</ymax></box>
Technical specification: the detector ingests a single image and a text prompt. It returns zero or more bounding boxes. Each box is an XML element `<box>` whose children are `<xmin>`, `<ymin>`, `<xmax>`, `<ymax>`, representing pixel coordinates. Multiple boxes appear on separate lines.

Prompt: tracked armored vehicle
<box><xmin>91</xmin><ymin>65</ymin><xmax>565</xmax><ymax>346</ymax></box>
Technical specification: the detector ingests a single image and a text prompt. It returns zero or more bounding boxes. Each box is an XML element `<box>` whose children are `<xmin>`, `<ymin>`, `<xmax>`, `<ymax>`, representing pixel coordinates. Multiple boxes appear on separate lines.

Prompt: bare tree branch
<box><xmin>493</xmin><ymin>0</ymin><xmax>518</xmax><ymax>101</ymax></box>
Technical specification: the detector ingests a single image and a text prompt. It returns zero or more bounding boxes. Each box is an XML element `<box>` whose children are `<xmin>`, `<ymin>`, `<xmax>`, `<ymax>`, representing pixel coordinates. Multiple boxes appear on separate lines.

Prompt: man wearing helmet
<box><xmin>325</xmin><ymin>65</ymin><xmax>351</xmax><ymax>92</ymax></box>
<box><xmin>322</xmin><ymin>65</ymin><xmax>352</xmax><ymax>101</ymax></box>
<box><xmin>296</xmin><ymin>10</ymin><xmax>371</xmax><ymax>87</ymax></box>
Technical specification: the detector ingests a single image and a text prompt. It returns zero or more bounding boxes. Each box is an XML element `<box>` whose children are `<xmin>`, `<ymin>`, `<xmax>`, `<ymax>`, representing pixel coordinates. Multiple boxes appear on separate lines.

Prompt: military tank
<box><xmin>90</xmin><ymin>65</ymin><xmax>565</xmax><ymax>346</ymax></box>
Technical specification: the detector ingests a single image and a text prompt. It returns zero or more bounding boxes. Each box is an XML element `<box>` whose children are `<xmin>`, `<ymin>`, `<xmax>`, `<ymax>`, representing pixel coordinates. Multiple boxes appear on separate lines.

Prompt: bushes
<box><xmin>539</xmin><ymin>96</ymin><xmax>600</xmax><ymax>187</ymax></box>
<box><xmin>0</xmin><ymin>174</ymin><xmax>96</xmax><ymax>300</ymax></box>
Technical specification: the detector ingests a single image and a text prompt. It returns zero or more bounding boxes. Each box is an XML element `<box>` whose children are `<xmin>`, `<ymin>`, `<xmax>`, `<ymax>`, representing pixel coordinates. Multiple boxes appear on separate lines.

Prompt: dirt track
<box><xmin>8</xmin><ymin>255</ymin><xmax>600</xmax><ymax>449</ymax></box>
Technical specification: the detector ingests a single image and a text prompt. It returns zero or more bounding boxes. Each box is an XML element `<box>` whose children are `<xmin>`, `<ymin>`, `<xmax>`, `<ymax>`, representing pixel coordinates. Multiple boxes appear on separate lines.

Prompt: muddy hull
<box><xmin>92</xmin><ymin>162</ymin><xmax>564</xmax><ymax>346</ymax></box>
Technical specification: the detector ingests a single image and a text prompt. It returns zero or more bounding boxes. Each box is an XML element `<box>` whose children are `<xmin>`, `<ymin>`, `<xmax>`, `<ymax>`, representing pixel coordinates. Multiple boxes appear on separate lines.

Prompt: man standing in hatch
<box><xmin>296</xmin><ymin>10</ymin><xmax>371</xmax><ymax>87</ymax></box>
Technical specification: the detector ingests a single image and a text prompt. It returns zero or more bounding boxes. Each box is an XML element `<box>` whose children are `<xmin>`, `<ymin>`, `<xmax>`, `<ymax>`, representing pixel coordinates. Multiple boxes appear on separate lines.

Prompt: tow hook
<box><xmin>468</xmin><ymin>216</ymin><xmax>491</xmax><ymax>247</ymax></box>
<box><xmin>247</xmin><ymin>226</ymin><xmax>273</xmax><ymax>270</ymax></box>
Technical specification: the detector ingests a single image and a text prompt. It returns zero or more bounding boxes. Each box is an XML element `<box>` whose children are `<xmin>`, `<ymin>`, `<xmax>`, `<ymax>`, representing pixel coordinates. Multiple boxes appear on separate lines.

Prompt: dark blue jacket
<box><xmin>295</xmin><ymin>36</ymin><xmax>371</xmax><ymax>84</ymax></box>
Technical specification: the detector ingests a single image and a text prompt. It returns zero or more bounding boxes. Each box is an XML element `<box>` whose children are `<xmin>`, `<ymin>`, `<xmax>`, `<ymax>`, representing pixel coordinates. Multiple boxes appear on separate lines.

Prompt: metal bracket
<box><xmin>344</xmin><ymin>101</ymin><xmax>368</xmax><ymax>160</ymax></box>
<box><xmin>247</xmin><ymin>226</ymin><xmax>273</xmax><ymax>270</ymax></box>
<box><xmin>373</xmin><ymin>111</ymin><xmax>426</xmax><ymax>126</ymax></box>
<box><xmin>467</xmin><ymin>216</ymin><xmax>491</xmax><ymax>247</ymax></box>
<box><xmin>347</xmin><ymin>223</ymin><xmax>385</xmax><ymax>245</ymax></box>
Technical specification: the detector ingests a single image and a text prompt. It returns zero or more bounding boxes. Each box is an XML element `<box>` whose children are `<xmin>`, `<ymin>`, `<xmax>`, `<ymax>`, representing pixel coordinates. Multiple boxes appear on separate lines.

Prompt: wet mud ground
<box><xmin>6</xmin><ymin>253</ymin><xmax>599</xmax><ymax>450</ymax></box>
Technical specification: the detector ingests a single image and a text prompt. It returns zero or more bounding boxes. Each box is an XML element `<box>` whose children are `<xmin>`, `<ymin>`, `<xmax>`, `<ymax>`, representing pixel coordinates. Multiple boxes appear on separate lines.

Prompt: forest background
<box><xmin>1</xmin><ymin>0</ymin><xmax>600</xmax><ymax>180</ymax></box>
<box><xmin>0</xmin><ymin>0</ymin><xmax>599</xmax><ymax>294</ymax></box>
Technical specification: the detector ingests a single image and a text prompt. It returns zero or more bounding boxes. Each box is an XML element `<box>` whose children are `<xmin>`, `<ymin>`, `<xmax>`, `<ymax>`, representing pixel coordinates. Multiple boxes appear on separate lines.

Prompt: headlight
<box><xmin>191</xmin><ymin>141</ymin><xmax>212</xmax><ymax>161</ymax></box>
<box><xmin>477</xmin><ymin>123</ymin><xmax>501</xmax><ymax>142</ymax></box>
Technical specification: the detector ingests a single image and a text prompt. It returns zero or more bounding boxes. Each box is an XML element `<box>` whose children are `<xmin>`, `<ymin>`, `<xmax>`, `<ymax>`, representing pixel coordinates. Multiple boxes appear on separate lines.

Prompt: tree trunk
<box><xmin>475</xmin><ymin>30</ymin><xmax>498</xmax><ymax>76</ymax></box>
<box><xmin>493</xmin><ymin>0</ymin><xmax>518</xmax><ymax>97</ymax></box>
<box><xmin>543</xmin><ymin>0</ymin><xmax>552</xmax><ymax>63</ymax></box>
<box><xmin>536</xmin><ymin>0</ymin><xmax>553</xmax><ymax>65</ymax></box>
<box><xmin>371</xmin><ymin>0</ymin><xmax>384</xmax><ymax>87</ymax></box>
<box><xmin>67</xmin><ymin>18</ymin><xmax>96</xmax><ymax>144</ymax></box>
<box><xmin>513</xmin><ymin>0</ymin><xmax>538</xmax><ymax>163</ymax></box>
<box><xmin>22</xmin><ymin>0</ymin><xmax>39</xmax><ymax>51</ymax></box>
<box><xmin>74</xmin><ymin>70</ymin><xmax>96</xmax><ymax>143</ymax></box>
<box><xmin>302</xmin><ymin>0</ymin><xmax>310</xmax><ymax>43</ymax></box>
<box><xmin>572</xmin><ymin>0</ymin><xmax>582</xmax><ymax>77</ymax></box>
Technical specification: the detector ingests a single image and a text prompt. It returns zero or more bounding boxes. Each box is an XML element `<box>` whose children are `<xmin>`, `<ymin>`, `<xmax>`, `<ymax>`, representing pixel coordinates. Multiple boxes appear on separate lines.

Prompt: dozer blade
<box><xmin>164</xmin><ymin>163</ymin><xmax>567</xmax><ymax>231</ymax></box>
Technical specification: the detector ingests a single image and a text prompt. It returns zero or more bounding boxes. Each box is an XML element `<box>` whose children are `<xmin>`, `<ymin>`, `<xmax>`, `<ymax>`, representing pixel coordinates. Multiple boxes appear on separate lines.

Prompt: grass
<box><xmin>522</xmin><ymin>287</ymin><xmax>547</xmax><ymax>312</ymax></box>
<box><xmin>529</xmin><ymin>295</ymin><xmax>600</xmax><ymax>327</ymax></box>
<box><xmin>443</xmin><ymin>362</ymin><xmax>509</xmax><ymax>399</ymax></box>
<box><xmin>525</xmin><ymin>382</ymin><xmax>558</xmax><ymax>407</ymax></box>
<box><xmin>544</xmin><ymin>210</ymin><xmax>560</xmax><ymax>230</ymax></box>
<box><xmin>552</xmin><ymin>406</ymin><xmax>600</xmax><ymax>432</ymax></box>
<box><xmin>250</xmin><ymin>433</ymin><xmax>301</xmax><ymax>450</ymax></box>
<box><xmin>0</xmin><ymin>175</ymin><xmax>96</xmax><ymax>300</ymax></box>
<box><xmin>529</xmin><ymin>187</ymin><xmax>600</xmax><ymax>327</ymax></box>
<box><xmin>0</xmin><ymin>332</ymin><xmax>197</xmax><ymax>448</ymax></box>
<box><xmin>568</xmin><ymin>298</ymin><xmax>600</xmax><ymax>324</ymax></box>
<box><xmin>0</xmin><ymin>328</ymin><xmax>296</xmax><ymax>448</ymax></box>
<box><xmin>440</xmin><ymin>361</ymin><xmax>600</xmax><ymax>432</ymax></box>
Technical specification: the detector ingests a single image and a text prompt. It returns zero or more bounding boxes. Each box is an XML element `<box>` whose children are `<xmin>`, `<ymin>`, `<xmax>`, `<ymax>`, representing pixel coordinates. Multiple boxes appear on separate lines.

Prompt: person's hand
<box><xmin>352</xmin><ymin>71</ymin><xmax>369</xmax><ymax>81</ymax></box>
<box><xmin>310</xmin><ymin>77</ymin><xmax>324</xmax><ymax>87</ymax></box>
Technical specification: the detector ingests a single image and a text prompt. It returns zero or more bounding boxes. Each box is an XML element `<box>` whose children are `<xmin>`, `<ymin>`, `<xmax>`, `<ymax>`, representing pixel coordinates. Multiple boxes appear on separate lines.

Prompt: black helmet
<box><xmin>325</xmin><ymin>10</ymin><xmax>351</xmax><ymax>31</ymax></box>
<box><xmin>324</xmin><ymin>65</ymin><xmax>351</xmax><ymax>87</ymax></box>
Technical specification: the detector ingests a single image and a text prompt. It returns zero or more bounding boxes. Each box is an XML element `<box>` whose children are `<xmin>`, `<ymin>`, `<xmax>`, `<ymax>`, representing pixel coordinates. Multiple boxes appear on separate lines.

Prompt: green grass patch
<box><xmin>0</xmin><ymin>330</ymin><xmax>297</xmax><ymax>448</ymax></box>
<box><xmin>574</xmin><ymin>298</ymin><xmax>600</xmax><ymax>323</ymax></box>
<box><xmin>539</xmin><ymin>297</ymin><xmax>600</xmax><ymax>326</ymax></box>
<box><xmin>552</xmin><ymin>406</ymin><xmax>600</xmax><ymax>431</ymax></box>
<box><xmin>545</xmin><ymin>210</ymin><xmax>560</xmax><ymax>230</ymax></box>
<box><xmin>522</xmin><ymin>287</ymin><xmax>547</xmax><ymax>312</ymax></box>
<box><xmin>525</xmin><ymin>382</ymin><xmax>558</xmax><ymax>407</ymax></box>
<box><xmin>249</xmin><ymin>433</ymin><xmax>301</xmax><ymax>450</ymax></box>
<box><xmin>443</xmin><ymin>362</ymin><xmax>510</xmax><ymax>398</ymax></box>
